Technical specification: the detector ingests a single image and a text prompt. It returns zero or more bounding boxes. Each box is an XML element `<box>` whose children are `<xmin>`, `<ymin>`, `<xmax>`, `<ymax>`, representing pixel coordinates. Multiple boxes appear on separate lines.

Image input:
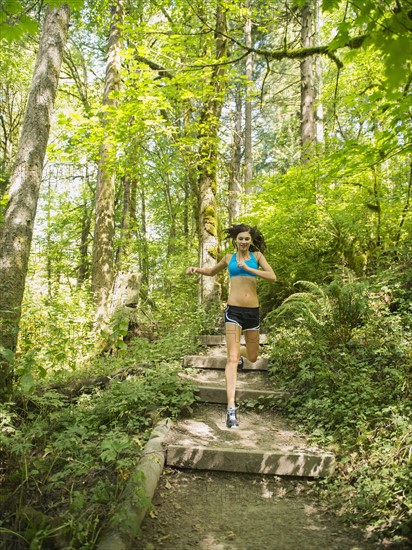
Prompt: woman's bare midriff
<box><xmin>227</xmin><ymin>277</ymin><xmax>259</xmax><ymax>307</ymax></box>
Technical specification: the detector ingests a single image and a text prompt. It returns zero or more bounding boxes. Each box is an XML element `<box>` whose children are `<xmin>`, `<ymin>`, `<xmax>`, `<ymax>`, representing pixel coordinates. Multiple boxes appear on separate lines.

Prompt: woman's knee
<box><xmin>227</xmin><ymin>352</ymin><xmax>240</xmax><ymax>365</ymax></box>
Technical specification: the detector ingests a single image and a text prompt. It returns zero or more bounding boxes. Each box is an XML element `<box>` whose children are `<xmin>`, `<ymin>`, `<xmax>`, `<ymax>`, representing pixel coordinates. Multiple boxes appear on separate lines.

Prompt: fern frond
<box><xmin>277</xmin><ymin>300</ymin><xmax>324</xmax><ymax>326</ymax></box>
<box><xmin>282</xmin><ymin>292</ymin><xmax>321</xmax><ymax>304</ymax></box>
<box><xmin>294</xmin><ymin>280</ymin><xmax>326</xmax><ymax>297</ymax></box>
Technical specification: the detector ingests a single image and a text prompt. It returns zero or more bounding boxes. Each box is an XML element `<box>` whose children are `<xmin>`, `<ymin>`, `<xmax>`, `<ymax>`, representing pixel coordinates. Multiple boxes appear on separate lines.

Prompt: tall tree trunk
<box><xmin>46</xmin><ymin>176</ymin><xmax>53</xmax><ymax>297</ymax></box>
<box><xmin>300</xmin><ymin>0</ymin><xmax>315</xmax><ymax>163</ymax></box>
<box><xmin>183</xmin><ymin>175</ymin><xmax>190</xmax><ymax>242</ymax></box>
<box><xmin>244</xmin><ymin>7</ymin><xmax>253</xmax><ymax>187</ymax></box>
<box><xmin>130</xmin><ymin>177</ymin><xmax>137</xmax><ymax>233</ymax></box>
<box><xmin>77</xmin><ymin>166</ymin><xmax>93</xmax><ymax>286</ymax></box>
<box><xmin>0</xmin><ymin>5</ymin><xmax>70</xmax><ymax>400</ymax></box>
<box><xmin>183</xmin><ymin>106</ymin><xmax>199</xmax><ymax>241</ymax></box>
<box><xmin>138</xmin><ymin>185</ymin><xmax>149</xmax><ymax>293</ymax></box>
<box><xmin>228</xmin><ymin>85</ymin><xmax>242</xmax><ymax>224</ymax></box>
<box><xmin>372</xmin><ymin>167</ymin><xmax>382</xmax><ymax>248</ymax></box>
<box><xmin>314</xmin><ymin>0</ymin><xmax>324</xmax><ymax>144</ymax></box>
<box><xmin>92</xmin><ymin>0</ymin><xmax>124</xmax><ymax>325</ymax></box>
<box><xmin>197</xmin><ymin>2</ymin><xmax>228</xmax><ymax>302</ymax></box>
<box><xmin>395</xmin><ymin>160</ymin><xmax>412</xmax><ymax>249</ymax></box>
<box><xmin>77</xmin><ymin>203</ymin><xmax>91</xmax><ymax>286</ymax></box>
<box><xmin>115</xmin><ymin>175</ymin><xmax>131</xmax><ymax>270</ymax></box>
<box><xmin>164</xmin><ymin>178</ymin><xmax>177</xmax><ymax>256</ymax></box>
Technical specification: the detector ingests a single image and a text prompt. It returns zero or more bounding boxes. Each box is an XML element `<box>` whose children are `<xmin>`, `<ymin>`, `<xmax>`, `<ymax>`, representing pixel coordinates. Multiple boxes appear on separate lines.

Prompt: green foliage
<box><xmin>322</xmin><ymin>0</ymin><xmax>340</xmax><ymax>11</ymax></box>
<box><xmin>275</xmin><ymin>278</ymin><xmax>370</xmax><ymax>346</ymax></box>
<box><xmin>0</xmin><ymin>347</ymin><xmax>14</xmax><ymax>364</ymax></box>
<box><xmin>106</xmin><ymin>308</ymin><xmax>130</xmax><ymax>353</ymax></box>
<box><xmin>0</xmin><ymin>360</ymin><xmax>195</xmax><ymax>548</ymax></box>
<box><xmin>267</xmin><ymin>273</ymin><xmax>412</xmax><ymax>543</ymax></box>
<box><xmin>328</xmin><ymin>0</ymin><xmax>412</xmax><ymax>92</ymax></box>
<box><xmin>326</xmin><ymin>408</ymin><xmax>412</xmax><ymax>539</ymax></box>
<box><xmin>0</xmin><ymin>1</ymin><xmax>38</xmax><ymax>42</ymax></box>
<box><xmin>0</xmin><ymin>39</ymin><xmax>35</xmax><ymax>195</ymax></box>
<box><xmin>18</xmin><ymin>285</ymin><xmax>95</xmax><ymax>383</ymax></box>
<box><xmin>0</xmin><ymin>192</ymin><xmax>7</xmax><ymax>223</ymax></box>
<box><xmin>0</xmin><ymin>0</ymin><xmax>83</xmax><ymax>43</ymax></box>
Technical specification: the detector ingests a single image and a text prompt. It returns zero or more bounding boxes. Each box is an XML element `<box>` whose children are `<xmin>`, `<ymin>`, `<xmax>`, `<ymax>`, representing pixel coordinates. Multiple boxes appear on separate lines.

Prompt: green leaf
<box><xmin>45</xmin><ymin>0</ymin><xmax>84</xmax><ymax>10</ymax></box>
<box><xmin>0</xmin><ymin>347</ymin><xmax>15</xmax><ymax>363</ymax></box>
<box><xmin>328</xmin><ymin>22</ymin><xmax>351</xmax><ymax>51</ymax></box>
<box><xmin>1</xmin><ymin>0</ymin><xmax>22</xmax><ymax>16</ymax></box>
<box><xmin>0</xmin><ymin>0</ymin><xmax>39</xmax><ymax>42</ymax></box>
<box><xmin>20</xmin><ymin>372</ymin><xmax>35</xmax><ymax>393</ymax></box>
<box><xmin>322</xmin><ymin>0</ymin><xmax>340</xmax><ymax>12</ymax></box>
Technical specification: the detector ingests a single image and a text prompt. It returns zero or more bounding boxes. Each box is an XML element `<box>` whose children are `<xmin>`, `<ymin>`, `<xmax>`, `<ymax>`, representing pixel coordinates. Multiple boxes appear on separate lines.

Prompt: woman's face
<box><xmin>235</xmin><ymin>231</ymin><xmax>252</xmax><ymax>251</ymax></box>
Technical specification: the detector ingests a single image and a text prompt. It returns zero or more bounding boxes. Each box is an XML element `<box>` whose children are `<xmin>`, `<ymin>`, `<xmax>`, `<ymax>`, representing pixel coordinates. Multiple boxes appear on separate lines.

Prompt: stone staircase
<box><xmin>165</xmin><ymin>335</ymin><xmax>335</xmax><ymax>478</ymax></box>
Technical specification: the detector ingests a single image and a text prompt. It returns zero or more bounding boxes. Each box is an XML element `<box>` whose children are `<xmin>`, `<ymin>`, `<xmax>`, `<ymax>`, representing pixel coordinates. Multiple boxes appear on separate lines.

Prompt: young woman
<box><xmin>186</xmin><ymin>224</ymin><xmax>276</xmax><ymax>428</ymax></box>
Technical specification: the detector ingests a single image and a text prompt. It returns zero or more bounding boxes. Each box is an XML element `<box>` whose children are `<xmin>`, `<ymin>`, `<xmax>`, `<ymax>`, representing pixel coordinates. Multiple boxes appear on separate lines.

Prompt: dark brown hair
<box><xmin>224</xmin><ymin>223</ymin><xmax>266</xmax><ymax>253</ymax></box>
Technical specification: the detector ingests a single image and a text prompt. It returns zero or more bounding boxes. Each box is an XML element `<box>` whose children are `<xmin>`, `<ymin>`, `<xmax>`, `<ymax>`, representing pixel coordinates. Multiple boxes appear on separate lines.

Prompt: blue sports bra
<box><xmin>228</xmin><ymin>251</ymin><xmax>258</xmax><ymax>278</ymax></box>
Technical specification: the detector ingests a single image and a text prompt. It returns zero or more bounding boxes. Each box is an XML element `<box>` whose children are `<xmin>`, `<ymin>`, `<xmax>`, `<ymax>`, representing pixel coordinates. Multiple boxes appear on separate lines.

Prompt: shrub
<box><xmin>266</xmin><ymin>275</ymin><xmax>412</xmax><ymax>543</ymax></box>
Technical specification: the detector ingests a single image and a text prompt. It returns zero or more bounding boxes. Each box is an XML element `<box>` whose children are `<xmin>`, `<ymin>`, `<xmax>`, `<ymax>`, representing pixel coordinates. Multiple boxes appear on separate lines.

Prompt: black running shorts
<box><xmin>224</xmin><ymin>305</ymin><xmax>260</xmax><ymax>331</ymax></box>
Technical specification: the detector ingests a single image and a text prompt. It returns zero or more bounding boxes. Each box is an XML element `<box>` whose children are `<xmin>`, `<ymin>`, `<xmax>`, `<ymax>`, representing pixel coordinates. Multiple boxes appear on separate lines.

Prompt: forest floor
<box><xmin>135</xmin><ymin>467</ymin><xmax>403</xmax><ymax>550</ymax></box>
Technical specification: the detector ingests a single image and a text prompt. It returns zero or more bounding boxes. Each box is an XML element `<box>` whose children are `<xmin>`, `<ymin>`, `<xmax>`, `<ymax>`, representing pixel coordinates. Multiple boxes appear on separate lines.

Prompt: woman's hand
<box><xmin>186</xmin><ymin>256</ymin><xmax>229</xmax><ymax>277</ymax></box>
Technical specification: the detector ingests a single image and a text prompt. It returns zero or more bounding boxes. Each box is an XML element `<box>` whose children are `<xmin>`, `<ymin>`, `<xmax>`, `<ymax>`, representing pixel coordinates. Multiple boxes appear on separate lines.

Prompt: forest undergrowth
<box><xmin>0</xmin><ymin>296</ymin><xmax>218</xmax><ymax>549</ymax></box>
<box><xmin>1</xmin><ymin>265</ymin><xmax>412</xmax><ymax>548</ymax></box>
<box><xmin>266</xmin><ymin>265</ymin><xmax>412</xmax><ymax>547</ymax></box>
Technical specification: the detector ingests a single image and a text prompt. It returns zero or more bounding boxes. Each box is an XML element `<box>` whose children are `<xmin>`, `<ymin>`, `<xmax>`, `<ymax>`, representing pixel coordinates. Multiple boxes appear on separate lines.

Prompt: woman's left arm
<box><xmin>256</xmin><ymin>253</ymin><xmax>277</xmax><ymax>282</ymax></box>
<box><xmin>237</xmin><ymin>253</ymin><xmax>276</xmax><ymax>282</ymax></box>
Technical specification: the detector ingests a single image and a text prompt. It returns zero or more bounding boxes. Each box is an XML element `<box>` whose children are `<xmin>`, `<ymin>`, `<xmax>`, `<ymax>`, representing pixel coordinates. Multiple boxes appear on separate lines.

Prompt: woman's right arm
<box><xmin>186</xmin><ymin>255</ymin><xmax>229</xmax><ymax>277</ymax></box>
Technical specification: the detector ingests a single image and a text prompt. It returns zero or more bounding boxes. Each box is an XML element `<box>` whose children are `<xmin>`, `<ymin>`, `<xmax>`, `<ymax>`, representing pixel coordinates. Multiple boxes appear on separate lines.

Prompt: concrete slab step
<box><xmin>196</xmin><ymin>385</ymin><xmax>286</xmax><ymax>404</ymax></box>
<box><xmin>165</xmin><ymin>404</ymin><xmax>335</xmax><ymax>478</ymax></box>
<box><xmin>184</xmin><ymin>355</ymin><xmax>269</xmax><ymax>371</ymax></box>
<box><xmin>179</xmin><ymin>369</ymin><xmax>285</xmax><ymax>404</ymax></box>
<box><xmin>199</xmin><ymin>334</ymin><xmax>268</xmax><ymax>346</ymax></box>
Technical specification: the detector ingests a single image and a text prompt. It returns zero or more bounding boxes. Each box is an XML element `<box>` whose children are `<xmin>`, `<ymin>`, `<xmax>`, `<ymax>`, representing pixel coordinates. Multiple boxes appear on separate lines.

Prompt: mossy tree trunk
<box><xmin>244</xmin><ymin>6</ymin><xmax>253</xmax><ymax>187</ymax></box>
<box><xmin>115</xmin><ymin>175</ymin><xmax>131</xmax><ymax>271</ymax></box>
<box><xmin>197</xmin><ymin>2</ymin><xmax>228</xmax><ymax>303</ymax></box>
<box><xmin>0</xmin><ymin>5</ymin><xmax>71</xmax><ymax>401</ymax></box>
<box><xmin>92</xmin><ymin>0</ymin><xmax>125</xmax><ymax>326</ymax></box>
<box><xmin>228</xmin><ymin>84</ymin><xmax>242</xmax><ymax>224</ymax></box>
<box><xmin>314</xmin><ymin>0</ymin><xmax>324</xmax><ymax>145</ymax></box>
<box><xmin>300</xmin><ymin>0</ymin><xmax>315</xmax><ymax>164</ymax></box>
<box><xmin>138</xmin><ymin>185</ymin><xmax>149</xmax><ymax>293</ymax></box>
<box><xmin>77</xmin><ymin>203</ymin><xmax>92</xmax><ymax>286</ymax></box>
<box><xmin>183</xmin><ymin>105</ymin><xmax>199</xmax><ymax>242</ymax></box>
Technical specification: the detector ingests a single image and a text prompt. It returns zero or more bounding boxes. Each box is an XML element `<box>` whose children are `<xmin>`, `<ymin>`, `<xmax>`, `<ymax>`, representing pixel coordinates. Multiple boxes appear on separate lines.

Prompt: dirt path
<box><xmin>136</xmin><ymin>468</ymin><xmax>386</xmax><ymax>550</ymax></box>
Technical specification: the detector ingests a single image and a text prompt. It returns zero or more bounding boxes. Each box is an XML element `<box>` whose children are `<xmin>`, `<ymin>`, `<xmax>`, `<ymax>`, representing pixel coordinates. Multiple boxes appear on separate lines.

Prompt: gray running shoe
<box><xmin>237</xmin><ymin>356</ymin><xmax>244</xmax><ymax>370</ymax></box>
<box><xmin>226</xmin><ymin>407</ymin><xmax>239</xmax><ymax>428</ymax></box>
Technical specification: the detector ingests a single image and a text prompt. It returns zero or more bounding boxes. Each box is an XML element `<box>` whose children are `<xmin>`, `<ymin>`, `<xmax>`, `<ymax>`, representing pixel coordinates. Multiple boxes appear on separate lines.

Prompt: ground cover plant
<box><xmin>266</xmin><ymin>268</ymin><xmax>412</xmax><ymax>546</ymax></box>
<box><xmin>0</xmin><ymin>315</ymin><xmax>204</xmax><ymax>549</ymax></box>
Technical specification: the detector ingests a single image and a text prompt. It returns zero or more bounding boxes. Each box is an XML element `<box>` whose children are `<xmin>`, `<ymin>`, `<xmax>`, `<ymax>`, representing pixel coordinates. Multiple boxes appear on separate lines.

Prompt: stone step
<box><xmin>165</xmin><ymin>405</ymin><xmax>335</xmax><ymax>478</ymax></box>
<box><xmin>196</xmin><ymin>385</ymin><xmax>285</xmax><ymax>404</ymax></box>
<box><xmin>179</xmin><ymin>369</ymin><xmax>285</xmax><ymax>404</ymax></box>
<box><xmin>183</xmin><ymin>355</ymin><xmax>269</xmax><ymax>371</ymax></box>
<box><xmin>199</xmin><ymin>334</ymin><xmax>268</xmax><ymax>346</ymax></box>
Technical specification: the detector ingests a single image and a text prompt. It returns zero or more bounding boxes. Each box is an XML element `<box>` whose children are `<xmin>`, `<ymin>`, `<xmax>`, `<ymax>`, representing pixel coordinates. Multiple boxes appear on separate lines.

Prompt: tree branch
<box><xmin>134</xmin><ymin>55</ymin><xmax>174</xmax><ymax>79</ymax></box>
<box><xmin>249</xmin><ymin>44</ymin><xmax>347</xmax><ymax>69</ymax></box>
<box><xmin>134</xmin><ymin>32</ymin><xmax>370</xmax><ymax>78</ymax></box>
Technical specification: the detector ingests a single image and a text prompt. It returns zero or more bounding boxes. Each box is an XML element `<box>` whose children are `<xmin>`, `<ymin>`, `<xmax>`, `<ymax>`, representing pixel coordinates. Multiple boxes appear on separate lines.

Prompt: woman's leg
<box><xmin>243</xmin><ymin>329</ymin><xmax>260</xmax><ymax>363</ymax></box>
<box><xmin>225</xmin><ymin>322</ymin><xmax>241</xmax><ymax>408</ymax></box>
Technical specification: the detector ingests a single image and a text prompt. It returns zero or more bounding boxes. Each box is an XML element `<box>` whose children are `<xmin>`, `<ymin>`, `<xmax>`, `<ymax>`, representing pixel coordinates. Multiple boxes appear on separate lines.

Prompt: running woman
<box><xmin>186</xmin><ymin>224</ymin><xmax>276</xmax><ymax>428</ymax></box>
